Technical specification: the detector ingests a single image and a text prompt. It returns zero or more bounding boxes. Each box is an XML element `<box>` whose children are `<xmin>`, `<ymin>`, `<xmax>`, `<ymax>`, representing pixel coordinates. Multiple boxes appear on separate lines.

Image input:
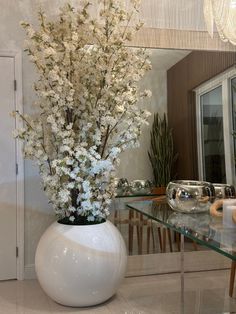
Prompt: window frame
<box><xmin>194</xmin><ymin>66</ymin><xmax>236</xmax><ymax>185</ymax></box>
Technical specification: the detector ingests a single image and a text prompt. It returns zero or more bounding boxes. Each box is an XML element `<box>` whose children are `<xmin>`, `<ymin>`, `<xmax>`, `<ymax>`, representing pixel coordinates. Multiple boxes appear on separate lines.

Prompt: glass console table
<box><xmin>127</xmin><ymin>199</ymin><xmax>236</xmax><ymax>313</ymax></box>
<box><xmin>113</xmin><ymin>193</ymin><xmax>162</xmax><ymax>255</ymax></box>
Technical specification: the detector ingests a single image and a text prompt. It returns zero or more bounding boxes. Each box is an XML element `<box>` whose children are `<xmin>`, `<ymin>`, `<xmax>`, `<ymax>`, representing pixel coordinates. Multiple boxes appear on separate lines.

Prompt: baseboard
<box><xmin>24</xmin><ymin>264</ymin><xmax>36</xmax><ymax>279</ymax></box>
<box><xmin>24</xmin><ymin>250</ymin><xmax>231</xmax><ymax>280</ymax></box>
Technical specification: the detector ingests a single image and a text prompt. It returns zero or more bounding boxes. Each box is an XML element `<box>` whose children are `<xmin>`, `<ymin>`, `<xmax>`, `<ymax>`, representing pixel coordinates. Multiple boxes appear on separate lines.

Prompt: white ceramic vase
<box><xmin>35</xmin><ymin>220</ymin><xmax>127</xmax><ymax>307</ymax></box>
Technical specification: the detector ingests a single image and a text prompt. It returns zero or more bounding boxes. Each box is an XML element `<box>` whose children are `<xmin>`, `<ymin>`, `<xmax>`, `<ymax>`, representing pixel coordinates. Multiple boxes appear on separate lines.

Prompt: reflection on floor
<box><xmin>1</xmin><ymin>270</ymin><xmax>236</xmax><ymax>314</ymax></box>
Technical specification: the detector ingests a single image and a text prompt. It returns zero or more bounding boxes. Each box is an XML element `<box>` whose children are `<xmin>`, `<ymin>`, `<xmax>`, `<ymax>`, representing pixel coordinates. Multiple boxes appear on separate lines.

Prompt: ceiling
<box><xmin>149</xmin><ymin>48</ymin><xmax>191</xmax><ymax>71</ymax></box>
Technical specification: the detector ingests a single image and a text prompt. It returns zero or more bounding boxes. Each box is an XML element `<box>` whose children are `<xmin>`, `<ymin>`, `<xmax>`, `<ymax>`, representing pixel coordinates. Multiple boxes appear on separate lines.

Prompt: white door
<box><xmin>0</xmin><ymin>56</ymin><xmax>17</xmax><ymax>280</ymax></box>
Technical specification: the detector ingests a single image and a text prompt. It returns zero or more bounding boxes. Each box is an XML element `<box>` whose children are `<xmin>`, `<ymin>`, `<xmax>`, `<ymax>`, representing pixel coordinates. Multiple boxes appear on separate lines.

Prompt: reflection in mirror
<box><xmin>111</xmin><ymin>48</ymin><xmax>190</xmax><ymax>256</ymax></box>
<box><xmin>108</xmin><ymin>48</ymin><xmax>236</xmax><ymax>264</ymax></box>
<box><xmin>109</xmin><ymin>47</ymin><xmax>196</xmax><ymax>256</ymax></box>
<box><xmin>195</xmin><ymin>65</ymin><xmax>236</xmax><ymax>184</ymax></box>
<box><xmin>232</xmin><ymin>78</ymin><xmax>236</xmax><ymax>155</ymax></box>
<box><xmin>169</xmin><ymin>50</ymin><xmax>236</xmax><ymax>181</ymax></box>
<box><xmin>200</xmin><ymin>86</ymin><xmax>225</xmax><ymax>183</ymax></box>
<box><xmin>116</xmin><ymin>48</ymin><xmax>190</xmax><ymax>181</ymax></box>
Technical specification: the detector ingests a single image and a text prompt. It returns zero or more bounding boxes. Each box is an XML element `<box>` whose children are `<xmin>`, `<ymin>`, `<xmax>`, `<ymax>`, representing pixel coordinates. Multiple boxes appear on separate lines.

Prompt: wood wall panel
<box><xmin>167</xmin><ymin>51</ymin><xmax>236</xmax><ymax>179</ymax></box>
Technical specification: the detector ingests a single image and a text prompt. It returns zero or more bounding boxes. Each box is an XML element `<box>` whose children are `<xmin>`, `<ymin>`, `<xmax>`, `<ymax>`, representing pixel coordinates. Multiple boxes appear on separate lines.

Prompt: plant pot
<box><xmin>35</xmin><ymin>220</ymin><xmax>127</xmax><ymax>307</ymax></box>
<box><xmin>151</xmin><ymin>186</ymin><xmax>166</xmax><ymax>195</ymax></box>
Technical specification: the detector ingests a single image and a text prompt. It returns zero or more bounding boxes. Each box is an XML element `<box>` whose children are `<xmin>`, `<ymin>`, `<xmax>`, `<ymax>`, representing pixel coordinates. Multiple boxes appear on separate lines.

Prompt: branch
<box><xmin>15</xmin><ymin>111</ymin><xmax>53</xmax><ymax>175</ymax></box>
<box><xmin>100</xmin><ymin>125</ymin><xmax>110</xmax><ymax>158</ymax></box>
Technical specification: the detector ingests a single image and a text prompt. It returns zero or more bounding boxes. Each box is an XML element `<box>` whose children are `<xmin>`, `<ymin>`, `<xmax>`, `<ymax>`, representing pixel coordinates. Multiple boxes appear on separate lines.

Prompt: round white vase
<box><xmin>35</xmin><ymin>220</ymin><xmax>127</xmax><ymax>307</ymax></box>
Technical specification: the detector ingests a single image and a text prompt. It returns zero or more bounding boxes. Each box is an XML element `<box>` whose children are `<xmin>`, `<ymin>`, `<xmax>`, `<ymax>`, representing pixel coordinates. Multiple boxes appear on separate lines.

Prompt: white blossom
<box><xmin>15</xmin><ymin>0</ymin><xmax>152</xmax><ymax>223</ymax></box>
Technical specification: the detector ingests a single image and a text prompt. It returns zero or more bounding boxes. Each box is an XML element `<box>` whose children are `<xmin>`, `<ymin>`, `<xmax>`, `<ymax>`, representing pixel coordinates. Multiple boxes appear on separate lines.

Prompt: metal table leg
<box><xmin>180</xmin><ymin>233</ymin><xmax>185</xmax><ymax>314</ymax></box>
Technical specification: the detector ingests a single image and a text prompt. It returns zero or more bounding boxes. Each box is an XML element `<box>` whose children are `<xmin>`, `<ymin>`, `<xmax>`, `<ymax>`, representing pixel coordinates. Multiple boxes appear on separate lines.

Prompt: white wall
<box><xmin>116</xmin><ymin>52</ymin><xmax>167</xmax><ymax>181</ymax></box>
<box><xmin>0</xmin><ymin>1</ymin><xmax>189</xmax><ymax>274</ymax></box>
<box><xmin>0</xmin><ymin>1</ymin><xmax>61</xmax><ymax>271</ymax></box>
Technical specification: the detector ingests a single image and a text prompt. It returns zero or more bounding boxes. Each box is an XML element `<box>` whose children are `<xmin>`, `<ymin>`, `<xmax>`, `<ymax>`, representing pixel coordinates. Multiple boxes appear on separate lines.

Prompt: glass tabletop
<box><xmin>115</xmin><ymin>192</ymin><xmax>162</xmax><ymax>198</ymax></box>
<box><xmin>126</xmin><ymin>199</ymin><xmax>236</xmax><ymax>261</ymax></box>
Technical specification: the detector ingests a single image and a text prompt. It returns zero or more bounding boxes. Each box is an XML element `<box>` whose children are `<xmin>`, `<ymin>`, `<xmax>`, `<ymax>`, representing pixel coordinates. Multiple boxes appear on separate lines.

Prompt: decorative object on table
<box><xmin>210</xmin><ymin>192</ymin><xmax>236</xmax><ymax>299</ymax></box>
<box><xmin>130</xmin><ymin>179</ymin><xmax>152</xmax><ymax>195</ymax></box>
<box><xmin>210</xmin><ymin>198</ymin><xmax>236</xmax><ymax>226</ymax></box>
<box><xmin>210</xmin><ymin>183</ymin><xmax>236</xmax><ymax>223</ymax></box>
<box><xmin>14</xmin><ymin>0</ymin><xmax>152</xmax><ymax>307</ymax></box>
<box><xmin>204</xmin><ymin>0</ymin><xmax>236</xmax><ymax>45</ymax></box>
<box><xmin>166</xmin><ymin>180</ymin><xmax>215</xmax><ymax>213</ymax></box>
<box><xmin>116</xmin><ymin>178</ymin><xmax>130</xmax><ymax>196</ymax></box>
<box><xmin>213</xmin><ymin>183</ymin><xmax>236</xmax><ymax>199</ymax></box>
<box><xmin>224</xmin><ymin>202</ymin><xmax>236</xmax><ymax>227</ymax></box>
<box><xmin>148</xmin><ymin>113</ymin><xmax>177</xmax><ymax>195</ymax></box>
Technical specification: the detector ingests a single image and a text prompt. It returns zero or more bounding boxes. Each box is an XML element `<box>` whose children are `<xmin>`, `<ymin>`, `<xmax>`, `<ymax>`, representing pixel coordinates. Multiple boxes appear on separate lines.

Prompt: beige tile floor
<box><xmin>0</xmin><ymin>270</ymin><xmax>236</xmax><ymax>314</ymax></box>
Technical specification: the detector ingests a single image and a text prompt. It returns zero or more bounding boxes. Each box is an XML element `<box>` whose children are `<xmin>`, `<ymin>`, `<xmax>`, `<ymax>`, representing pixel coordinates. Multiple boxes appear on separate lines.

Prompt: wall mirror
<box><xmin>108</xmin><ymin>47</ymin><xmax>236</xmax><ymax>276</ymax></box>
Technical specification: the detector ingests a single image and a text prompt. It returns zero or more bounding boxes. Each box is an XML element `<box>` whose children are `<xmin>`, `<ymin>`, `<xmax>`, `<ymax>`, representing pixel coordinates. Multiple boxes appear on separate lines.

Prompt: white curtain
<box><xmin>137</xmin><ymin>0</ymin><xmax>206</xmax><ymax>31</ymax></box>
<box><xmin>17</xmin><ymin>0</ymin><xmax>236</xmax><ymax>45</ymax></box>
<box><xmin>204</xmin><ymin>0</ymin><xmax>236</xmax><ymax>45</ymax></box>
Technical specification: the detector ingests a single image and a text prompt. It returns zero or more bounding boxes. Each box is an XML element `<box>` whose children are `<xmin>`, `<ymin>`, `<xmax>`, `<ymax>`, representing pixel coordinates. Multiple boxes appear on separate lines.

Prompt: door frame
<box><xmin>194</xmin><ymin>65</ymin><xmax>236</xmax><ymax>185</ymax></box>
<box><xmin>0</xmin><ymin>50</ymin><xmax>24</xmax><ymax>280</ymax></box>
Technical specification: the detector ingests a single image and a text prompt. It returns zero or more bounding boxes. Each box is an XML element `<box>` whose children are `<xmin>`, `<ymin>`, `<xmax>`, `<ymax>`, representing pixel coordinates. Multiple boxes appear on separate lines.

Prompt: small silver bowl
<box><xmin>116</xmin><ymin>178</ymin><xmax>130</xmax><ymax>195</ymax></box>
<box><xmin>166</xmin><ymin>180</ymin><xmax>215</xmax><ymax>213</ymax></box>
<box><xmin>212</xmin><ymin>183</ymin><xmax>236</xmax><ymax>199</ymax></box>
<box><xmin>130</xmin><ymin>180</ymin><xmax>152</xmax><ymax>195</ymax></box>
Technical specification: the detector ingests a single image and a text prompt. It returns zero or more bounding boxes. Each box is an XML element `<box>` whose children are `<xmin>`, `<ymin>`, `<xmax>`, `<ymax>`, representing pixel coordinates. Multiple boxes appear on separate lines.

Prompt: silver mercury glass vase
<box><xmin>166</xmin><ymin>180</ymin><xmax>215</xmax><ymax>213</ymax></box>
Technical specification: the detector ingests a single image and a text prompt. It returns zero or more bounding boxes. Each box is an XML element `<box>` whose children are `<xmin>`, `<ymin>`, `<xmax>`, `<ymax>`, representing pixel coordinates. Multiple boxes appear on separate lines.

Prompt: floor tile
<box><xmin>0</xmin><ymin>270</ymin><xmax>236</xmax><ymax>313</ymax></box>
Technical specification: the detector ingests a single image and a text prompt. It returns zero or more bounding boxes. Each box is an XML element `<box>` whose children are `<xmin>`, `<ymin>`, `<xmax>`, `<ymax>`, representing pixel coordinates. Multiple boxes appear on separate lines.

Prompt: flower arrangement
<box><xmin>14</xmin><ymin>0</ymin><xmax>152</xmax><ymax>224</ymax></box>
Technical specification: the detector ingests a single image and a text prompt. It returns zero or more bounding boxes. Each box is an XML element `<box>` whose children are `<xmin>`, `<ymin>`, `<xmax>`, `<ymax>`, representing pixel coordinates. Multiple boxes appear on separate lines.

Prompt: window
<box><xmin>195</xmin><ymin>67</ymin><xmax>236</xmax><ymax>184</ymax></box>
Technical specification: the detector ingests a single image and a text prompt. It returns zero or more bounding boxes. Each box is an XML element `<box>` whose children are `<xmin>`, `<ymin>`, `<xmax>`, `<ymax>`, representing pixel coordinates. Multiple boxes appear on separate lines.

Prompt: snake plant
<box><xmin>148</xmin><ymin>113</ymin><xmax>177</xmax><ymax>187</ymax></box>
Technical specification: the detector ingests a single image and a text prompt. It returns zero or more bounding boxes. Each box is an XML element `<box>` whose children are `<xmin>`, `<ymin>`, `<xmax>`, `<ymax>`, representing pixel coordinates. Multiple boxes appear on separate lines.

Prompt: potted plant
<box><xmin>148</xmin><ymin>113</ymin><xmax>177</xmax><ymax>195</ymax></box>
<box><xmin>14</xmin><ymin>0</ymin><xmax>152</xmax><ymax>307</ymax></box>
